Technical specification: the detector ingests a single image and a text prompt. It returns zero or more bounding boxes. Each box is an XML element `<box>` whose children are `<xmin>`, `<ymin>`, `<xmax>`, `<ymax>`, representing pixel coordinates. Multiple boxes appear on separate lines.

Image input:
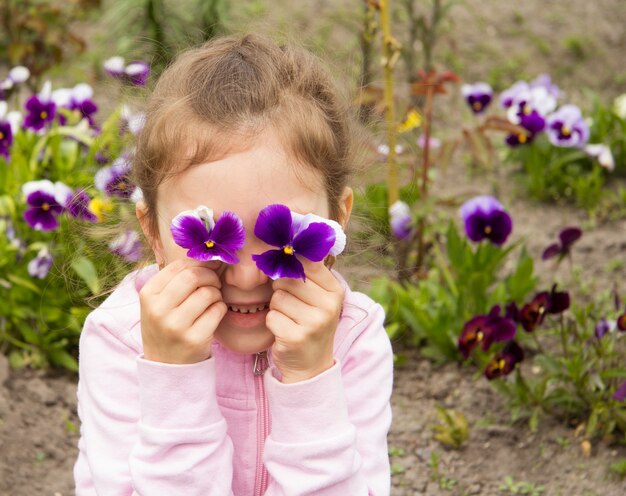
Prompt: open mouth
<box><xmin>227</xmin><ymin>304</ymin><xmax>269</xmax><ymax>314</ymax></box>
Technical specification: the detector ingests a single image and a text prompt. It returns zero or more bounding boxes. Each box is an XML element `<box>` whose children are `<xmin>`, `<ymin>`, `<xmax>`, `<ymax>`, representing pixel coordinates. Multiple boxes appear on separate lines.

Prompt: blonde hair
<box><xmin>132</xmin><ymin>33</ymin><xmax>358</xmax><ymax>242</ymax></box>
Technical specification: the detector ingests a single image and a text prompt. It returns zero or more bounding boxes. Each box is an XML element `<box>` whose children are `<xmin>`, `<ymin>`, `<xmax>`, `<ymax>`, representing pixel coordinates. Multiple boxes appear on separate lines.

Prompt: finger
<box><xmin>187</xmin><ymin>301</ymin><xmax>228</xmax><ymax>343</ymax></box>
<box><xmin>300</xmin><ymin>258</ymin><xmax>343</xmax><ymax>292</ymax></box>
<box><xmin>269</xmin><ymin>289</ymin><xmax>312</xmax><ymax>326</ymax></box>
<box><xmin>265</xmin><ymin>308</ymin><xmax>300</xmax><ymax>339</ymax></box>
<box><xmin>173</xmin><ymin>285</ymin><xmax>222</xmax><ymax>325</ymax></box>
<box><xmin>273</xmin><ymin>272</ymin><xmax>337</xmax><ymax>309</ymax></box>
<box><xmin>159</xmin><ymin>264</ymin><xmax>222</xmax><ymax>309</ymax></box>
<box><xmin>142</xmin><ymin>258</ymin><xmax>189</xmax><ymax>295</ymax></box>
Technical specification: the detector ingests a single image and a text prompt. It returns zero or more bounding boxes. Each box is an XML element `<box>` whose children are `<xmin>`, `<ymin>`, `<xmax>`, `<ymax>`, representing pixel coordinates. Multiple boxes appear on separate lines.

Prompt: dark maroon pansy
<box><xmin>484</xmin><ymin>341</ymin><xmax>525</xmax><ymax>380</ymax></box>
<box><xmin>519</xmin><ymin>285</ymin><xmax>570</xmax><ymax>332</ymax></box>
<box><xmin>458</xmin><ymin>305</ymin><xmax>517</xmax><ymax>359</ymax></box>
<box><xmin>542</xmin><ymin>227</ymin><xmax>582</xmax><ymax>261</ymax></box>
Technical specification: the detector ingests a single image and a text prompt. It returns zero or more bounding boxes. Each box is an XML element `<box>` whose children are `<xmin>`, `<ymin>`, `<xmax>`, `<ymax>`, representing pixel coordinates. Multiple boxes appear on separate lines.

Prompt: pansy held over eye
<box><xmin>252</xmin><ymin>203</ymin><xmax>346</xmax><ymax>281</ymax></box>
<box><xmin>170</xmin><ymin>206</ymin><xmax>245</xmax><ymax>264</ymax></box>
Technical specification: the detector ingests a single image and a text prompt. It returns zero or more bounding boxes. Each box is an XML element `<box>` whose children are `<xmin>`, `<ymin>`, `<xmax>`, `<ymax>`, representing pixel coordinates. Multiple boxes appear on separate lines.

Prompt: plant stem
<box><xmin>379</xmin><ymin>0</ymin><xmax>399</xmax><ymax>206</ymax></box>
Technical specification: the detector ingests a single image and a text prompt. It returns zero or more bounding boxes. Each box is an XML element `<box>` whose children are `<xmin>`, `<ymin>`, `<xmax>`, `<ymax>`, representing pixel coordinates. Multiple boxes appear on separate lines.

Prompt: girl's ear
<box><xmin>338</xmin><ymin>186</ymin><xmax>353</xmax><ymax>229</ymax></box>
<box><xmin>135</xmin><ymin>199</ymin><xmax>165</xmax><ymax>265</ymax></box>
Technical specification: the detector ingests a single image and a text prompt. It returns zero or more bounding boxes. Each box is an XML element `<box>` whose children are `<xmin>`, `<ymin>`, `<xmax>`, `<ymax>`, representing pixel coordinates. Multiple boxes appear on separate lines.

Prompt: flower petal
<box><xmin>252</xmin><ymin>250</ymin><xmax>305</xmax><ymax>280</ymax></box>
<box><xmin>210</xmin><ymin>211</ymin><xmax>246</xmax><ymax>253</ymax></box>
<box><xmin>294</xmin><ymin>212</ymin><xmax>346</xmax><ymax>256</ymax></box>
<box><xmin>254</xmin><ymin>204</ymin><xmax>293</xmax><ymax>248</ymax></box>
<box><xmin>187</xmin><ymin>244</ymin><xmax>238</xmax><ymax>264</ymax></box>
<box><xmin>292</xmin><ymin>222</ymin><xmax>336</xmax><ymax>261</ymax></box>
<box><xmin>170</xmin><ymin>211</ymin><xmax>211</xmax><ymax>249</ymax></box>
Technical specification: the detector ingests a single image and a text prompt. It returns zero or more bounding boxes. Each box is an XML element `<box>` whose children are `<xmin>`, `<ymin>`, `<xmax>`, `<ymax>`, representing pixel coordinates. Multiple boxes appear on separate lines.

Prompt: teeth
<box><xmin>228</xmin><ymin>304</ymin><xmax>268</xmax><ymax>314</ymax></box>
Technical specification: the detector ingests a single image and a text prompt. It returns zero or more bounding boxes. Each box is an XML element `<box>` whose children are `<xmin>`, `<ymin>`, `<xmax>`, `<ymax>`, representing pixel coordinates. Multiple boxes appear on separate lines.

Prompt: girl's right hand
<box><xmin>139</xmin><ymin>259</ymin><xmax>227</xmax><ymax>364</ymax></box>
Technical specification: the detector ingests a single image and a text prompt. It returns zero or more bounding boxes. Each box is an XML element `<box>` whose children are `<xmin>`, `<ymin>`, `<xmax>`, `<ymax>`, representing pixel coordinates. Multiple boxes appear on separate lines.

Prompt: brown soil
<box><xmin>2</xmin><ymin>0</ymin><xmax>626</xmax><ymax>495</ymax></box>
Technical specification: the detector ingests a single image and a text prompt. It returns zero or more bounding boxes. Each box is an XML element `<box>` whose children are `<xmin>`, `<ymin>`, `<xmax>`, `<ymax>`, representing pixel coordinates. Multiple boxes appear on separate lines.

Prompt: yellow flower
<box><xmin>397</xmin><ymin>109</ymin><xmax>422</xmax><ymax>133</ymax></box>
<box><xmin>89</xmin><ymin>197</ymin><xmax>114</xmax><ymax>222</ymax></box>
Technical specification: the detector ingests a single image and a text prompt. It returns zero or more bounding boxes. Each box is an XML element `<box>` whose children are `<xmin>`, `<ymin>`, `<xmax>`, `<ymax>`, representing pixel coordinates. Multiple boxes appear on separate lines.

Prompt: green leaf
<box><xmin>48</xmin><ymin>348</ymin><xmax>78</xmax><ymax>371</ymax></box>
<box><xmin>6</xmin><ymin>274</ymin><xmax>42</xmax><ymax>294</ymax></box>
<box><xmin>71</xmin><ymin>256</ymin><xmax>101</xmax><ymax>295</ymax></box>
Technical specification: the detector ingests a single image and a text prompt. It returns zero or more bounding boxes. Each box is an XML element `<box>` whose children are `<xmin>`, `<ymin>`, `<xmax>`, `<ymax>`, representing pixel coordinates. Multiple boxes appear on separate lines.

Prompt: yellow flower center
<box><xmin>283</xmin><ymin>245</ymin><xmax>294</xmax><ymax>255</ymax></box>
<box><xmin>484</xmin><ymin>226</ymin><xmax>492</xmax><ymax>234</ymax></box>
<box><xmin>561</xmin><ymin>126</ymin><xmax>571</xmax><ymax>136</ymax></box>
<box><xmin>40</xmin><ymin>111</ymin><xmax>48</xmax><ymax>120</ymax></box>
<box><xmin>497</xmin><ymin>358</ymin><xmax>506</xmax><ymax>370</ymax></box>
<box><xmin>41</xmin><ymin>202</ymin><xmax>50</xmax><ymax>211</ymax></box>
<box><xmin>522</xmin><ymin>104</ymin><xmax>531</xmax><ymax>115</ymax></box>
<box><xmin>476</xmin><ymin>330</ymin><xmax>484</xmax><ymax>342</ymax></box>
<box><xmin>518</xmin><ymin>133</ymin><xmax>527</xmax><ymax>144</ymax></box>
<box><xmin>472</xmin><ymin>101</ymin><xmax>482</xmax><ymax>111</ymax></box>
<box><xmin>0</xmin><ymin>131</ymin><xmax>4</xmax><ymax>140</ymax></box>
<box><xmin>205</xmin><ymin>240</ymin><xmax>215</xmax><ymax>249</ymax></box>
<box><xmin>117</xmin><ymin>181</ymin><xmax>127</xmax><ymax>190</ymax></box>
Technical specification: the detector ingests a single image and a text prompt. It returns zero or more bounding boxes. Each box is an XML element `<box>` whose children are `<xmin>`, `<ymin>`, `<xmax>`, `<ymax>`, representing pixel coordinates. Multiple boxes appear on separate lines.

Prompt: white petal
<box><xmin>0</xmin><ymin>101</ymin><xmax>6</xmax><ymax>119</ymax></box>
<box><xmin>51</xmin><ymin>88</ymin><xmax>73</xmax><ymax>107</ymax></box>
<box><xmin>297</xmin><ymin>212</ymin><xmax>346</xmax><ymax>256</ymax></box>
<box><xmin>39</xmin><ymin>81</ymin><xmax>52</xmax><ymax>102</ymax></box>
<box><xmin>194</xmin><ymin>205</ymin><xmax>215</xmax><ymax>231</ymax></box>
<box><xmin>0</xmin><ymin>78</ymin><xmax>13</xmax><ymax>91</ymax></box>
<box><xmin>389</xmin><ymin>200</ymin><xmax>411</xmax><ymax>219</ymax></box>
<box><xmin>54</xmin><ymin>182</ymin><xmax>73</xmax><ymax>207</ymax></box>
<box><xmin>9</xmin><ymin>66</ymin><xmax>30</xmax><ymax>83</ymax></box>
<box><xmin>130</xmin><ymin>187</ymin><xmax>144</xmax><ymax>203</ymax></box>
<box><xmin>124</xmin><ymin>62</ymin><xmax>148</xmax><ymax>76</ymax></box>
<box><xmin>128</xmin><ymin>113</ymin><xmax>145</xmax><ymax>134</ymax></box>
<box><xmin>22</xmin><ymin>179</ymin><xmax>55</xmax><ymax>198</ymax></box>
<box><xmin>94</xmin><ymin>167</ymin><xmax>113</xmax><ymax>191</ymax></box>
<box><xmin>7</xmin><ymin>111</ymin><xmax>22</xmax><ymax>134</ymax></box>
<box><xmin>104</xmin><ymin>56</ymin><xmax>125</xmax><ymax>73</ymax></box>
<box><xmin>72</xmin><ymin>83</ymin><xmax>94</xmax><ymax>103</ymax></box>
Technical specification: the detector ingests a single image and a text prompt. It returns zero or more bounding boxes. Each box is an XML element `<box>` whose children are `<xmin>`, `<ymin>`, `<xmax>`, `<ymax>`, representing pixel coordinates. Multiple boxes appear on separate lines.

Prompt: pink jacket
<box><xmin>73</xmin><ymin>263</ymin><xmax>393</xmax><ymax>495</ymax></box>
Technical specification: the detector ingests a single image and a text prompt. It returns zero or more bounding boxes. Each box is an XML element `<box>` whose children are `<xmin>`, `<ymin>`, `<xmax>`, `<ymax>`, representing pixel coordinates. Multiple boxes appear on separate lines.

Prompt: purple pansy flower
<box><xmin>22</xmin><ymin>179</ymin><xmax>71</xmax><ymax>231</ymax></box>
<box><xmin>252</xmin><ymin>204</ymin><xmax>346</xmax><ymax>281</ymax></box>
<box><xmin>461</xmin><ymin>82</ymin><xmax>493</xmax><ymax>114</ymax></box>
<box><xmin>458</xmin><ymin>305</ymin><xmax>517</xmax><ymax>359</ymax></box>
<box><xmin>594</xmin><ymin>318</ymin><xmax>615</xmax><ymax>340</ymax></box>
<box><xmin>94</xmin><ymin>157</ymin><xmax>136</xmax><ymax>198</ymax></box>
<box><xmin>103</xmin><ymin>57</ymin><xmax>150</xmax><ymax>86</ymax></box>
<box><xmin>545</xmin><ymin>105</ymin><xmax>589</xmax><ymax>148</ymax></box>
<box><xmin>65</xmin><ymin>189</ymin><xmax>98</xmax><ymax>223</ymax></box>
<box><xmin>459</xmin><ymin>195</ymin><xmax>513</xmax><ymax>246</ymax></box>
<box><xmin>53</xmin><ymin>84</ymin><xmax>98</xmax><ymax>126</ymax></box>
<box><xmin>124</xmin><ymin>61</ymin><xmax>150</xmax><ymax>86</ymax></box>
<box><xmin>484</xmin><ymin>341</ymin><xmax>525</xmax><ymax>380</ymax></box>
<box><xmin>109</xmin><ymin>229</ymin><xmax>143</xmax><ymax>262</ymax></box>
<box><xmin>389</xmin><ymin>200</ymin><xmax>412</xmax><ymax>240</ymax></box>
<box><xmin>23</xmin><ymin>81</ymin><xmax>56</xmax><ymax>132</ymax></box>
<box><xmin>27</xmin><ymin>247</ymin><xmax>53</xmax><ymax>279</ymax></box>
<box><xmin>0</xmin><ymin>102</ymin><xmax>21</xmax><ymax>159</ymax></box>
<box><xmin>542</xmin><ymin>227</ymin><xmax>582</xmax><ymax>261</ymax></box>
<box><xmin>171</xmin><ymin>206</ymin><xmax>245</xmax><ymax>264</ymax></box>
<box><xmin>613</xmin><ymin>381</ymin><xmax>626</xmax><ymax>402</ymax></box>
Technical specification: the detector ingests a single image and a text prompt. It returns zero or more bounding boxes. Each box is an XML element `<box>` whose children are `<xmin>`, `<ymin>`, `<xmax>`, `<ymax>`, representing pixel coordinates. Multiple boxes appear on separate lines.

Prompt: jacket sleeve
<box><xmin>73</xmin><ymin>309</ymin><xmax>236</xmax><ymax>496</ymax></box>
<box><xmin>262</xmin><ymin>302</ymin><xmax>393</xmax><ymax>495</ymax></box>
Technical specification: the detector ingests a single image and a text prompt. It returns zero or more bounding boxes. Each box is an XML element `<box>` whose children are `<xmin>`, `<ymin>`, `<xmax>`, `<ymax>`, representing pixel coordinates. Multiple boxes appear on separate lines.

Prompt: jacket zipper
<box><xmin>253</xmin><ymin>350</ymin><xmax>270</xmax><ymax>496</ymax></box>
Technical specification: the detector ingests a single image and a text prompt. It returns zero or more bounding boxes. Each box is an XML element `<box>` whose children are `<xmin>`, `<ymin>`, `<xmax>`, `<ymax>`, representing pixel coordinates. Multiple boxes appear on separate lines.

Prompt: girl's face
<box><xmin>137</xmin><ymin>129</ymin><xmax>352</xmax><ymax>355</ymax></box>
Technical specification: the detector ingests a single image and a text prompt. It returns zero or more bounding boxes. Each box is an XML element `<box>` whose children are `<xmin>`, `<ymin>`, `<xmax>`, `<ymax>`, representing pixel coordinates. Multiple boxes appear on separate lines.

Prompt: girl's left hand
<box><xmin>266</xmin><ymin>259</ymin><xmax>344</xmax><ymax>383</ymax></box>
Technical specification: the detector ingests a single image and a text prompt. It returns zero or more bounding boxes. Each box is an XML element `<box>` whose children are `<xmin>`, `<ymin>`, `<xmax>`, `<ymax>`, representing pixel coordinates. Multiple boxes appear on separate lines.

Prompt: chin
<box><xmin>213</xmin><ymin>325</ymin><xmax>275</xmax><ymax>355</ymax></box>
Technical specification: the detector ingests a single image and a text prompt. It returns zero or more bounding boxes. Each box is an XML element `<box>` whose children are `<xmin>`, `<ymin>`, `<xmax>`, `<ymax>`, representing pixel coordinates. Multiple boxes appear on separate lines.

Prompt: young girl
<box><xmin>74</xmin><ymin>33</ymin><xmax>393</xmax><ymax>495</ymax></box>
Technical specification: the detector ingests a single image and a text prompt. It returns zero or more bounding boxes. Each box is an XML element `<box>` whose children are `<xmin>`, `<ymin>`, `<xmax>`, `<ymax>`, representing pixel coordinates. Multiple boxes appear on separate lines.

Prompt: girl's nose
<box><xmin>223</xmin><ymin>254</ymin><xmax>268</xmax><ymax>290</ymax></box>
